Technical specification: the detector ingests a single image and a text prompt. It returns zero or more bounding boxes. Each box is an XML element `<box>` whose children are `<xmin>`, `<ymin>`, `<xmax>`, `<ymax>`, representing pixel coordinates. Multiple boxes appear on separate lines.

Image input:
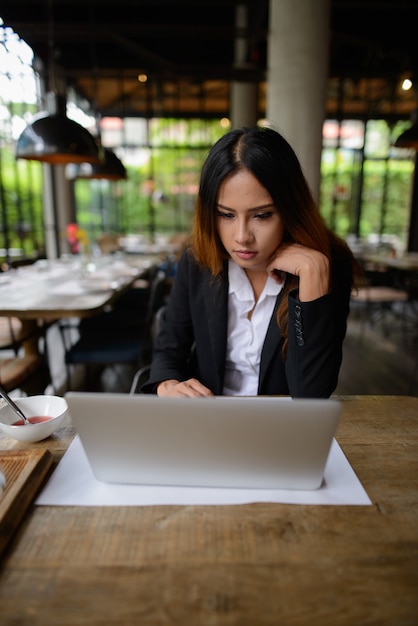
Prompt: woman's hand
<box><xmin>266</xmin><ymin>243</ymin><xmax>330</xmax><ymax>301</ymax></box>
<box><xmin>157</xmin><ymin>378</ymin><xmax>214</xmax><ymax>397</ymax></box>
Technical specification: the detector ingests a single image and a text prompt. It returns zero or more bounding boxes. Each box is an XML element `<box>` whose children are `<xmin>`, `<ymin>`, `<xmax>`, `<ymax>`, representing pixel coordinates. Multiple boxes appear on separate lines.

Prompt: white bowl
<box><xmin>0</xmin><ymin>395</ymin><xmax>68</xmax><ymax>443</ymax></box>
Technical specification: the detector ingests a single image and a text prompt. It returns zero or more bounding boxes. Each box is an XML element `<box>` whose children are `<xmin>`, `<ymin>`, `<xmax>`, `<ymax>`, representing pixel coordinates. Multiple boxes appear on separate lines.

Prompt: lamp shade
<box><xmin>16</xmin><ymin>112</ymin><xmax>100</xmax><ymax>164</ymax></box>
<box><xmin>394</xmin><ymin>124</ymin><xmax>418</xmax><ymax>150</ymax></box>
<box><xmin>66</xmin><ymin>148</ymin><xmax>127</xmax><ymax>180</ymax></box>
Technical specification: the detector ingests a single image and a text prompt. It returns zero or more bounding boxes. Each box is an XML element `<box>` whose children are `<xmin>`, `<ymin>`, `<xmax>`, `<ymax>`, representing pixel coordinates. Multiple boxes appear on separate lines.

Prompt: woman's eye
<box><xmin>216</xmin><ymin>209</ymin><xmax>275</xmax><ymax>220</ymax></box>
<box><xmin>254</xmin><ymin>211</ymin><xmax>274</xmax><ymax>220</ymax></box>
<box><xmin>217</xmin><ymin>210</ymin><xmax>234</xmax><ymax>219</ymax></box>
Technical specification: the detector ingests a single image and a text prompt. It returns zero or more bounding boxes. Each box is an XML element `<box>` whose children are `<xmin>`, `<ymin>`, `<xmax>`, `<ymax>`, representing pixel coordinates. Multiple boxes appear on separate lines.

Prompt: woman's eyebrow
<box><xmin>217</xmin><ymin>202</ymin><xmax>276</xmax><ymax>212</ymax></box>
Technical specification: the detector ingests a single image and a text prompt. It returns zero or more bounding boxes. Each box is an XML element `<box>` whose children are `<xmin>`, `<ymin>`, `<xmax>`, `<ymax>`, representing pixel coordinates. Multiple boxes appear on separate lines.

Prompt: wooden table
<box><xmin>360</xmin><ymin>252</ymin><xmax>418</xmax><ymax>273</ymax></box>
<box><xmin>0</xmin><ymin>254</ymin><xmax>161</xmax><ymax>321</ymax></box>
<box><xmin>0</xmin><ymin>395</ymin><xmax>417</xmax><ymax>625</ymax></box>
<box><xmin>0</xmin><ymin>254</ymin><xmax>160</xmax><ymax>355</ymax></box>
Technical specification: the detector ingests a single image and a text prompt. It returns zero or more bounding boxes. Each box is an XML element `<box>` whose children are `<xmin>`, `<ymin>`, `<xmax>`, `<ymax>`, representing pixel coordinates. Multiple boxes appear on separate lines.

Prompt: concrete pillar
<box><xmin>230</xmin><ymin>82</ymin><xmax>258</xmax><ymax>129</ymax></box>
<box><xmin>230</xmin><ymin>3</ymin><xmax>258</xmax><ymax>129</ymax></box>
<box><xmin>38</xmin><ymin>66</ymin><xmax>77</xmax><ymax>259</ymax></box>
<box><xmin>266</xmin><ymin>0</ymin><xmax>331</xmax><ymax>202</ymax></box>
<box><xmin>43</xmin><ymin>164</ymin><xmax>75</xmax><ymax>258</ymax></box>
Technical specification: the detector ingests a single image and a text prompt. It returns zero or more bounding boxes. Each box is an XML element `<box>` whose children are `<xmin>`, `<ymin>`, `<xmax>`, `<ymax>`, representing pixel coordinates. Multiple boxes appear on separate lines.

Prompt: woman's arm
<box><xmin>140</xmin><ymin>253</ymin><xmax>195</xmax><ymax>393</ymax></box>
<box><xmin>284</xmin><ymin>252</ymin><xmax>352</xmax><ymax>398</ymax></box>
<box><xmin>267</xmin><ymin>242</ymin><xmax>330</xmax><ymax>301</ymax></box>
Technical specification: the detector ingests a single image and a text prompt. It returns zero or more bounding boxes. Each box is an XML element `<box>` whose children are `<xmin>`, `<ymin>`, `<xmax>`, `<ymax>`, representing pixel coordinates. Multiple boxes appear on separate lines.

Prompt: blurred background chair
<box><xmin>0</xmin><ymin>317</ymin><xmax>52</xmax><ymax>395</ymax></box>
<box><xmin>351</xmin><ymin>259</ymin><xmax>410</xmax><ymax>340</ymax></box>
<box><xmin>59</xmin><ymin>269</ymin><xmax>170</xmax><ymax>392</ymax></box>
<box><xmin>129</xmin><ymin>364</ymin><xmax>152</xmax><ymax>394</ymax></box>
<box><xmin>129</xmin><ymin>304</ymin><xmax>167</xmax><ymax>394</ymax></box>
<box><xmin>0</xmin><ymin>317</ymin><xmax>25</xmax><ymax>357</ymax></box>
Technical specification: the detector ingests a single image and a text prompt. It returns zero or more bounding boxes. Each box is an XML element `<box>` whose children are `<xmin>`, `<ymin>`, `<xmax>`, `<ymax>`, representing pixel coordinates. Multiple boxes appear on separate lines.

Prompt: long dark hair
<box><xmin>190</xmin><ymin>125</ymin><xmax>357</xmax><ymax>353</ymax></box>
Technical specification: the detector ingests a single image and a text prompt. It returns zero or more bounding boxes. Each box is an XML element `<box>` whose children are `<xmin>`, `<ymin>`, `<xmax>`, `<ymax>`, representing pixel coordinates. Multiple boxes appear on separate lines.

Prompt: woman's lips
<box><xmin>234</xmin><ymin>250</ymin><xmax>257</xmax><ymax>260</ymax></box>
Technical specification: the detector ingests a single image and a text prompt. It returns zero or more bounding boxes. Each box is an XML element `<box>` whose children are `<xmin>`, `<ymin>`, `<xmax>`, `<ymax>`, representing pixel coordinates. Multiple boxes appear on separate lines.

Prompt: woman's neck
<box><xmin>244</xmin><ymin>268</ymin><xmax>268</xmax><ymax>303</ymax></box>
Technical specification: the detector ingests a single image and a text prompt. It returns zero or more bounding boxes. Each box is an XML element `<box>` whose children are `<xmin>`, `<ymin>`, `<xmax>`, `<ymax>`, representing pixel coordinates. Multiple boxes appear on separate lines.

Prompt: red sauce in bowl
<box><xmin>12</xmin><ymin>415</ymin><xmax>54</xmax><ymax>426</ymax></box>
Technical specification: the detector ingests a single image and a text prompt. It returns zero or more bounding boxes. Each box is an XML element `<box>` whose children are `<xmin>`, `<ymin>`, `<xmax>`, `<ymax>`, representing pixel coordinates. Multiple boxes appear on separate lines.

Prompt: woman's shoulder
<box><xmin>176</xmin><ymin>247</ymin><xmax>211</xmax><ymax>284</ymax></box>
<box><xmin>178</xmin><ymin>246</ymin><xmax>202</xmax><ymax>272</ymax></box>
<box><xmin>179</xmin><ymin>246</ymin><xmax>227</xmax><ymax>275</ymax></box>
<box><xmin>176</xmin><ymin>248</ymin><xmax>228</xmax><ymax>295</ymax></box>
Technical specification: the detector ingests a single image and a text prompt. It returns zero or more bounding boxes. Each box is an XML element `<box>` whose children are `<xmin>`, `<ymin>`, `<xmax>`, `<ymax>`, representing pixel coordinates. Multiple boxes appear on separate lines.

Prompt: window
<box><xmin>1</xmin><ymin>22</ymin><xmax>416</xmax><ymax>263</ymax></box>
<box><xmin>0</xmin><ymin>21</ymin><xmax>44</xmax><ymax>266</ymax></box>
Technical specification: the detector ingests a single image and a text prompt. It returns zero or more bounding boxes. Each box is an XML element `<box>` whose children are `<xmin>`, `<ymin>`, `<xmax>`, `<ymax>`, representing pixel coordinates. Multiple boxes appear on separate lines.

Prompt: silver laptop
<box><xmin>65</xmin><ymin>393</ymin><xmax>342</xmax><ymax>490</ymax></box>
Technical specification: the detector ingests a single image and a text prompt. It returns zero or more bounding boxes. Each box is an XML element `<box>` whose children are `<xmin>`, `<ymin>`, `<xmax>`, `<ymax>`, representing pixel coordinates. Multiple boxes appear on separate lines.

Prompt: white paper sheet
<box><xmin>36</xmin><ymin>436</ymin><xmax>371</xmax><ymax>506</ymax></box>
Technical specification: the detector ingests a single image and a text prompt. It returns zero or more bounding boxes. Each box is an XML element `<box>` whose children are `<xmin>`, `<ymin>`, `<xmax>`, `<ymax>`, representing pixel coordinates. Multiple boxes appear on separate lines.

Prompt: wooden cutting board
<box><xmin>0</xmin><ymin>449</ymin><xmax>54</xmax><ymax>556</ymax></box>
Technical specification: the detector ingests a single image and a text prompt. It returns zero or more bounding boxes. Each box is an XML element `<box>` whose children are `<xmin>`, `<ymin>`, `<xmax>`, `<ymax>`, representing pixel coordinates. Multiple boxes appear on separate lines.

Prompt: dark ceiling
<box><xmin>1</xmin><ymin>0</ymin><xmax>418</xmax><ymax>119</ymax></box>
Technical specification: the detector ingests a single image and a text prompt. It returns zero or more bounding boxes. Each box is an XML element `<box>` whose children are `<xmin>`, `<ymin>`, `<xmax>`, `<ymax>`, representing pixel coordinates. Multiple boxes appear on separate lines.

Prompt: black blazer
<box><xmin>141</xmin><ymin>248</ymin><xmax>352</xmax><ymax>397</ymax></box>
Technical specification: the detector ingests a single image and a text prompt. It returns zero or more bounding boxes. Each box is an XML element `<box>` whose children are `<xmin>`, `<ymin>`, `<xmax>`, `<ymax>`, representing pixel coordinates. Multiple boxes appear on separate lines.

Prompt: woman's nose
<box><xmin>234</xmin><ymin>219</ymin><xmax>253</xmax><ymax>243</ymax></box>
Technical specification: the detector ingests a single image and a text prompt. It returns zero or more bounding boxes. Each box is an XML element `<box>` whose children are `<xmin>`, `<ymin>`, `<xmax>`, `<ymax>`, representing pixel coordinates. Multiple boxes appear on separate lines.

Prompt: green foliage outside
<box><xmin>1</xmin><ymin>118</ymin><xmax>416</xmax><ymax>262</ymax></box>
<box><xmin>74</xmin><ymin>118</ymin><xmax>226</xmax><ymax>245</ymax></box>
<box><xmin>321</xmin><ymin>154</ymin><xmax>413</xmax><ymax>249</ymax></box>
<box><xmin>0</xmin><ymin>146</ymin><xmax>45</xmax><ymax>260</ymax></box>
<box><xmin>320</xmin><ymin>119</ymin><xmax>415</xmax><ymax>252</ymax></box>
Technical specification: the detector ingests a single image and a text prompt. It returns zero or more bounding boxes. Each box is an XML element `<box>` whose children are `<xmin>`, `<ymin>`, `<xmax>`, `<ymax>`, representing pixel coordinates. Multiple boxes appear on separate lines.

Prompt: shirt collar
<box><xmin>228</xmin><ymin>259</ymin><xmax>283</xmax><ymax>300</ymax></box>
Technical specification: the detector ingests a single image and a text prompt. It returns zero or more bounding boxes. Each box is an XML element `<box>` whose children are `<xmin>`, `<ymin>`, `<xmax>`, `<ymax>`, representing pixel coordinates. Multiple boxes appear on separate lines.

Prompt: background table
<box><xmin>0</xmin><ymin>254</ymin><xmax>160</xmax><ymax>321</ymax></box>
<box><xmin>0</xmin><ymin>395</ymin><xmax>417</xmax><ymax>625</ymax></box>
<box><xmin>359</xmin><ymin>252</ymin><xmax>418</xmax><ymax>273</ymax></box>
<box><xmin>0</xmin><ymin>254</ymin><xmax>160</xmax><ymax>358</ymax></box>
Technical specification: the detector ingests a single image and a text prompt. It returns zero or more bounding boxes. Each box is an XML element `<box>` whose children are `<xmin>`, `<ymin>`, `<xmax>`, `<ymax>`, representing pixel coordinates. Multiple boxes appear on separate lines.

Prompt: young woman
<box><xmin>141</xmin><ymin>126</ymin><xmax>357</xmax><ymax>398</ymax></box>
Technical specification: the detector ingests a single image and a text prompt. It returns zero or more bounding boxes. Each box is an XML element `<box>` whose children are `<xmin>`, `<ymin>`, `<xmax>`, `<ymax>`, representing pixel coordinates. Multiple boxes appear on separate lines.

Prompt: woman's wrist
<box><xmin>298</xmin><ymin>257</ymin><xmax>330</xmax><ymax>301</ymax></box>
<box><xmin>157</xmin><ymin>379</ymin><xmax>180</xmax><ymax>396</ymax></box>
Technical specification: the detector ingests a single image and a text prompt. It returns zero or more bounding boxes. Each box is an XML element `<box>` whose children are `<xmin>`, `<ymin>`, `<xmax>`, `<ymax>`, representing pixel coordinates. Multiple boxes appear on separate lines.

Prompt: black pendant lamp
<box><xmin>16</xmin><ymin>94</ymin><xmax>100</xmax><ymax>165</ymax></box>
<box><xmin>63</xmin><ymin>1</ymin><xmax>127</xmax><ymax>181</ymax></box>
<box><xmin>394</xmin><ymin>124</ymin><xmax>418</xmax><ymax>150</ymax></box>
<box><xmin>66</xmin><ymin>147</ymin><xmax>127</xmax><ymax>181</ymax></box>
<box><xmin>15</xmin><ymin>0</ymin><xmax>99</xmax><ymax>166</ymax></box>
<box><xmin>394</xmin><ymin>110</ymin><xmax>418</xmax><ymax>150</ymax></box>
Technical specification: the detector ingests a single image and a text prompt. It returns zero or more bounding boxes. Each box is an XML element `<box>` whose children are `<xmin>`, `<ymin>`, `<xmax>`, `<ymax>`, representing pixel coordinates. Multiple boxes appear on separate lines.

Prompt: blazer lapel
<box><xmin>203</xmin><ymin>270</ymin><xmax>228</xmax><ymax>391</ymax></box>
<box><xmin>259</xmin><ymin>294</ymin><xmax>283</xmax><ymax>385</ymax></box>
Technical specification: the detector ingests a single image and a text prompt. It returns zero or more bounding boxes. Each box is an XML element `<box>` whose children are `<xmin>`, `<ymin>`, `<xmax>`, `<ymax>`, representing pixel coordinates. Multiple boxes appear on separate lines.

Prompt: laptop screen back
<box><xmin>65</xmin><ymin>393</ymin><xmax>342</xmax><ymax>490</ymax></box>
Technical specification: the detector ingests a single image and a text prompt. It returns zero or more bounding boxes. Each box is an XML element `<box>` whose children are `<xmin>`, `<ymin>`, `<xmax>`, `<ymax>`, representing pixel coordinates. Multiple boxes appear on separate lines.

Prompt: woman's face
<box><xmin>216</xmin><ymin>169</ymin><xmax>285</xmax><ymax>273</ymax></box>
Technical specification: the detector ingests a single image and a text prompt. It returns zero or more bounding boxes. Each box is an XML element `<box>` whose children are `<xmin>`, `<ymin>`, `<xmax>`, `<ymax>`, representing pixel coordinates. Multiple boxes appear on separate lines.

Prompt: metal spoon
<box><xmin>0</xmin><ymin>385</ymin><xmax>31</xmax><ymax>425</ymax></box>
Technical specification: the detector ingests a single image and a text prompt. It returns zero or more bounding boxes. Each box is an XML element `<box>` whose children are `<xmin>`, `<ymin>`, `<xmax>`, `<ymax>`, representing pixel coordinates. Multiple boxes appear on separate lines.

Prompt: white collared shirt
<box><xmin>223</xmin><ymin>260</ymin><xmax>283</xmax><ymax>396</ymax></box>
